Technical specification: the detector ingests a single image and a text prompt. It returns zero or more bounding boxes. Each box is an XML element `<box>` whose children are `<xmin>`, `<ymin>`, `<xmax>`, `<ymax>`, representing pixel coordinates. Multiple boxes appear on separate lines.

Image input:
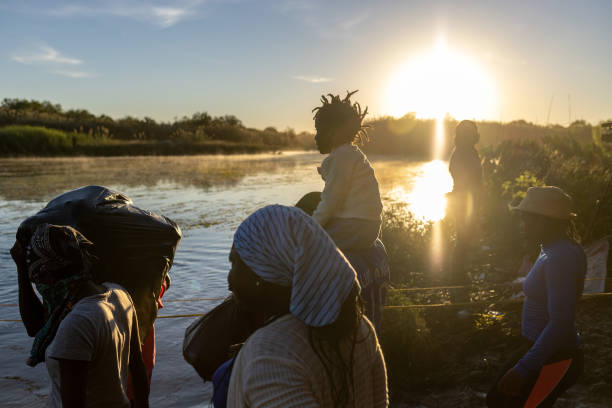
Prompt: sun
<box><xmin>384</xmin><ymin>42</ymin><xmax>497</xmax><ymax>120</ymax></box>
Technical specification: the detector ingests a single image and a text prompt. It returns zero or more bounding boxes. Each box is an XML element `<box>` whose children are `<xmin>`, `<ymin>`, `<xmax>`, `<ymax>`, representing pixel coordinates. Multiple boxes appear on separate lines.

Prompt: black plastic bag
<box><xmin>183</xmin><ymin>295</ymin><xmax>260</xmax><ymax>382</ymax></box>
<box><xmin>16</xmin><ymin>185</ymin><xmax>182</xmax><ymax>341</ymax></box>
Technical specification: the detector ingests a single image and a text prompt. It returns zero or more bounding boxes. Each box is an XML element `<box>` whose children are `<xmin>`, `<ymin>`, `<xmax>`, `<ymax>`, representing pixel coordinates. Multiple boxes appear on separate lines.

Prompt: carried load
<box><xmin>15</xmin><ymin>185</ymin><xmax>182</xmax><ymax>341</ymax></box>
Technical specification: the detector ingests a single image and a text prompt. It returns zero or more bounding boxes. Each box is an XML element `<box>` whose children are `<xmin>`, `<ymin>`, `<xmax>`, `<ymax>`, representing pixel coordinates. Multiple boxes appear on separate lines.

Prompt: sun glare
<box><xmin>384</xmin><ymin>42</ymin><xmax>497</xmax><ymax>121</ymax></box>
<box><xmin>390</xmin><ymin>160</ymin><xmax>453</xmax><ymax>222</ymax></box>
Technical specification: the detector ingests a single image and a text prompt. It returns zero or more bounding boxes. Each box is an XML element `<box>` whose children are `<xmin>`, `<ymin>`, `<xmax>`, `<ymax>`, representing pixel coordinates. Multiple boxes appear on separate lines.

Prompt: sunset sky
<box><xmin>1</xmin><ymin>0</ymin><xmax>611</xmax><ymax>131</ymax></box>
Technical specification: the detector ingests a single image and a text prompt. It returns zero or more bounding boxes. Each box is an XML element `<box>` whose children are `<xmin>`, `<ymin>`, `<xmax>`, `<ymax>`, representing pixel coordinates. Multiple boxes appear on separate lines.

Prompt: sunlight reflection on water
<box><xmin>387</xmin><ymin>160</ymin><xmax>453</xmax><ymax>222</ymax></box>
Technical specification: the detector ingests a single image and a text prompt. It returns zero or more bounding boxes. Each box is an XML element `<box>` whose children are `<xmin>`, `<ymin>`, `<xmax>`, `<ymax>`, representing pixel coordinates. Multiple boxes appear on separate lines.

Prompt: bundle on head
<box><xmin>313</xmin><ymin>90</ymin><xmax>370</xmax><ymax>146</ymax></box>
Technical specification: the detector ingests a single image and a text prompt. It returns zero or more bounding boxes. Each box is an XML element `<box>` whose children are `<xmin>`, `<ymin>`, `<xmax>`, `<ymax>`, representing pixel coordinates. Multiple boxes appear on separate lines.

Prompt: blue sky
<box><xmin>1</xmin><ymin>0</ymin><xmax>611</xmax><ymax>131</ymax></box>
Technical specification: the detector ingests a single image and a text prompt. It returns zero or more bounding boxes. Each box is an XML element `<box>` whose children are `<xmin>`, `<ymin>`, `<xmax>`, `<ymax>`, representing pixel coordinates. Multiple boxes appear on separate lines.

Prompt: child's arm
<box><xmin>312</xmin><ymin>149</ymin><xmax>353</xmax><ymax>226</ymax></box>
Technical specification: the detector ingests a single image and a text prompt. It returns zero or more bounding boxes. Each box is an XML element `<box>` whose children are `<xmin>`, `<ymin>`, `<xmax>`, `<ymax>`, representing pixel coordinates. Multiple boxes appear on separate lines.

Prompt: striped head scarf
<box><xmin>233</xmin><ymin>205</ymin><xmax>359</xmax><ymax>327</ymax></box>
<box><xmin>25</xmin><ymin>224</ymin><xmax>96</xmax><ymax>366</ymax></box>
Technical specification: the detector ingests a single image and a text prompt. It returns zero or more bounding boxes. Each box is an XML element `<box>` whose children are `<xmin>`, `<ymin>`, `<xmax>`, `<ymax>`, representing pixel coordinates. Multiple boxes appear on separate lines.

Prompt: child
<box><xmin>311</xmin><ymin>91</ymin><xmax>383</xmax><ymax>252</ymax></box>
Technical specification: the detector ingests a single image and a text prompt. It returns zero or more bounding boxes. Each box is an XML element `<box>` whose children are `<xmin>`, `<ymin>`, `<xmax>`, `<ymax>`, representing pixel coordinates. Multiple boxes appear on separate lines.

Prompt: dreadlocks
<box><xmin>313</xmin><ymin>90</ymin><xmax>370</xmax><ymax>146</ymax></box>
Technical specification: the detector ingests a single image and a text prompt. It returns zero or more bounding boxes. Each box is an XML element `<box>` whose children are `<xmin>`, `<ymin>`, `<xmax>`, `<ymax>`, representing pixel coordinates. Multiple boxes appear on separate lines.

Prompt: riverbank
<box><xmin>382</xmin><ymin>292</ymin><xmax>612</xmax><ymax>407</ymax></box>
<box><xmin>0</xmin><ymin>125</ymin><xmax>291</xmax><ymax>157</ymax></box>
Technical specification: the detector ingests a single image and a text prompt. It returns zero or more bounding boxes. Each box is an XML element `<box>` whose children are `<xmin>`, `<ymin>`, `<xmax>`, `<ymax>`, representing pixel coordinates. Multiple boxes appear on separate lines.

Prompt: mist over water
<box><xmin>0</xmin><ymin>152</ymin><xmax>449</xmax><ymax>406</ymax></box>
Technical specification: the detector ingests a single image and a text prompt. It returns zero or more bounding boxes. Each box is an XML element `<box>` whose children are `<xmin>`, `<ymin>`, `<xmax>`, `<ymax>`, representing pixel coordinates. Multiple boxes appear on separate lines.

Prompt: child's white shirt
<box><xmin>312</xmin><ymin>143</ymin><xmax>383</xmax><ymax>226</ymax></box>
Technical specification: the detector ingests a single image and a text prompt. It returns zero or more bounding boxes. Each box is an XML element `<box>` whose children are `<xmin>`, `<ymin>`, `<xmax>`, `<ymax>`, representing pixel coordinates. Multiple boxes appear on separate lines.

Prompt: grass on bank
<box><xmin>0</xmin><ymin>125</ymin><xmax>280</xmax><ymax>156</ymax></box>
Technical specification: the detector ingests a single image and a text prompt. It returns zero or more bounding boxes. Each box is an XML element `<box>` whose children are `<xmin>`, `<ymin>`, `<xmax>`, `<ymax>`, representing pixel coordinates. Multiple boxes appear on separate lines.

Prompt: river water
<box><xmin>0</xmin><ymin>151</ymin><xmax>451</xmax><ymax>407</ymax></box>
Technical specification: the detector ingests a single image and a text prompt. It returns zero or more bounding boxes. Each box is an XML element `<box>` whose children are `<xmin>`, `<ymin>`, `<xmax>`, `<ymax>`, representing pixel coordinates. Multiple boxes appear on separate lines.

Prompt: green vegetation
<box><xmin>0</xmin><ymin>98</ymin><xmax>314</xmax><ymax>156</ymax></box>
<box><xmin>379</xmin><ymin>134</ymin><xmax>612</xmax><ymax>405</ymax></box>
<box><xmin>362</xmin><ymin>114</ymin><xmax>601</xmax><ymax>158</ymax></box>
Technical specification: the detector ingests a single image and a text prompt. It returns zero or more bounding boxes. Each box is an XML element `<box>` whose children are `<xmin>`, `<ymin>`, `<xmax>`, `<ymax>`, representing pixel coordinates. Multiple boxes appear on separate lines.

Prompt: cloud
<box><xmin>53</xmin><ymin>70</ymin><xmax>97</xmax><ymax>78</ymax></box>
<box><xmin>12</xmin><ymin>46</ymin><xmax>82</xmax><ymax>65</ymax></box>
<box><xmin>152</xmin><ymin>7</ymin><xmax>187</xmax><ymax>27</ymax></box>
<box><xmin>293</xmin><ymin>75</ymin><xmax>333</xmax><ymax>83</ymax></box>
<box><xmin>49</xmin><ymin>1</ymin><xmax>203</xmax><ymax>28</ymax></box>
<box><xmin>281</xmin><ymin>1</ymin><xmax>370</xmax><ymax>38</ymax></box>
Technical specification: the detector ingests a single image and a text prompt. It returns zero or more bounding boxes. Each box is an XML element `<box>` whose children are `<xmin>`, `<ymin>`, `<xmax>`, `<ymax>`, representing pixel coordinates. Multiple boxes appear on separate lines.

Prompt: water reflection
<box><xmin>388</xmin><ymin>160</ymin><xmax>453</xmax><ymax>222</ymax></box>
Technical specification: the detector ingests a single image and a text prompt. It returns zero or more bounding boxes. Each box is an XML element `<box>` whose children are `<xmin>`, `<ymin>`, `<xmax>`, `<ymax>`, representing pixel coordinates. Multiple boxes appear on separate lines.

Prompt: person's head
<box><xmin>227</xmin><ymin>245</ymin><xmax>291</xmax><ymax>315</ymax></box>
<box><xmin>230</xmin><ymin>204</ymin><xmax>359</xmax><ymax>327</ymax></box>
<box><xmin>455</xmin><ymin>120</ymin><xmax>479</xmax><ymax>148</ymax></box>
<box><xmin>26</xmin><ymin>224</ymin><xmax>96</xmax><ymax>300</ymax></box>
<box><xmin>513</xmin><ymin>186</ymin><xmax>577</xmax><ymax>246</ymax></box>
<box><xmin>230</xmin><ymin>205</ymin><xmax>364</xmax><ymax>406</ymax></box>
<box><xmin>313</xmin><ymin>90</ymin><xmax>369</xmax><ymax>154</ymax></box>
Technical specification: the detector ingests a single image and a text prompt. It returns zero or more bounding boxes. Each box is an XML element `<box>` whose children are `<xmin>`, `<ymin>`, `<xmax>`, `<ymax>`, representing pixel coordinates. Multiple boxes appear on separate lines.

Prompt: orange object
<box><xmin>523</xmin><ymin>359</ymin><xmax>572</xmax><ymax>408</ymax></box>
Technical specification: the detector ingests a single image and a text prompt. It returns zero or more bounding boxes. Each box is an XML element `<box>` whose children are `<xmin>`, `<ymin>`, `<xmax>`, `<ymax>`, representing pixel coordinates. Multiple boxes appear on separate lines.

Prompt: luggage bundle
<box><xmin>16</xmin><ymin>185</ymin><xmax>182</xmax><ymax>341</ymax></box>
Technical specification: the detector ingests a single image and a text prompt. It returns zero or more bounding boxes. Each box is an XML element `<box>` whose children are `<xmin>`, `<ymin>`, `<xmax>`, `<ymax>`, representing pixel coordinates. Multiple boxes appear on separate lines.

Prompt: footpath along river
<box><xmin>0</xmin><ymin>151</ymin><xmax>452</xmax><ymax>407</ymax></box>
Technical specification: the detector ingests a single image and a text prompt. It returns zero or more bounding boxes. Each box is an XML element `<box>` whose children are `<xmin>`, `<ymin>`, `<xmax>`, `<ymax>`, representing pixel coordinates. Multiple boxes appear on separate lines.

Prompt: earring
<box><xmin>255</xmin><ymin>280</ymin><xmax>261</xmax><ymax>287</ymax></box>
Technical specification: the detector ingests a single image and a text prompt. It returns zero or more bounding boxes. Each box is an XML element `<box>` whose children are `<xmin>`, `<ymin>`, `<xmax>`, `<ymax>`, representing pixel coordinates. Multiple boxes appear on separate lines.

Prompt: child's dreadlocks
<box><xmin>312</xmin><ymin>90</ymin><xmax>370</xmax><ymax>146</ymax></box>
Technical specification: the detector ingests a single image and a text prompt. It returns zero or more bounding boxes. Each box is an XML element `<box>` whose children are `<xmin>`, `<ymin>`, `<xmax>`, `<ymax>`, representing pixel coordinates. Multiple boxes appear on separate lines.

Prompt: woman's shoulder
<box><xmin>238</xmin><ymin>315</ymin><xmax>311</xmax><ymax>364</ymax></box>
<box><xmin>248</xmin><ymin>315</ymin><xmax>308</xmax><ymax>345</ymax></box>
<box><xmin>544</xmin><ymin>240</ymin><xmax>587</xmax><ymax>274</ymax></box>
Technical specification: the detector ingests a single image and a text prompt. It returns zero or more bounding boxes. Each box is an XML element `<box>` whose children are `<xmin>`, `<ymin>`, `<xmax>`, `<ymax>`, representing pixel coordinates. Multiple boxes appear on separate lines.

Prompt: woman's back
<box><xmin>227</xmin><ymin>314</ymin><xmax>388</xmax><ymax>408</ymax></box>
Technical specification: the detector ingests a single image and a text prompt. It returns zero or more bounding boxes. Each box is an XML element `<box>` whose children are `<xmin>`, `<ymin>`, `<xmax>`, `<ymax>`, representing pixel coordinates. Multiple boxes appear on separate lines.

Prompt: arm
<box><xmin>11</xmin><ymin>241</ymin><xmax>45</xmax><ymax>336</ymax></box>
<box><xmin>57</xmin><ymin>358</ymin><xmax>88</xmax><ymax>408</ymax></box>
<box><xmin>129</xmin><ymin>314</ymin><xmax>150</xmax><ymax>408</ymax></box>
<box><xmin>514</xmin><ymin>252</ymin><xmax>582</xmax><ymax>377</ymax></box>
<box><xmin>372</xmin><ymin>342</ymin><xmax>389</xmax><ymax>408</ymax></box>
<box><xmin>312</xmin><ymin>150</ymin><xmax>354</xmax><ymax>226</ymax></box>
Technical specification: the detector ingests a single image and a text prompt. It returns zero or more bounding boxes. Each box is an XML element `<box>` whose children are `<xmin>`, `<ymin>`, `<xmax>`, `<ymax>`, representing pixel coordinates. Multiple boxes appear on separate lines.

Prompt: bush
<box><xmin>0</xmin><ymin>125</ymin><xmax>90</xmax><ymax>155</ymax></box>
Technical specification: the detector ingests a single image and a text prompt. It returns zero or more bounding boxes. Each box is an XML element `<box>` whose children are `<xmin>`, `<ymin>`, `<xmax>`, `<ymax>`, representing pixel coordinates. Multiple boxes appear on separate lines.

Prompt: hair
<box><xmin>307</xmin><ymin>285</ymin><xmax>367</xmax><ymax>407</ymax></box>
<box><xmin>455</xmin><ymin>120</ymin><xmax>479</xmax><ymax>147</ymax></box>
<box><xmin>312</xmin><ymin>90</ymin><xmax>370</xmax><ymax>146</ymax></box>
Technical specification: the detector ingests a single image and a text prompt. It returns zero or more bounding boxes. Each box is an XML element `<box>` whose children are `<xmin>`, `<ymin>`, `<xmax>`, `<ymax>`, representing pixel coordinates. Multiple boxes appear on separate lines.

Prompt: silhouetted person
<box><xmin>226</xmin><ymin>205</ymin><xmax>388</xmax><ymax>407</ymax></box>
<box><xmin>11</xmin><ymin>224</ymin><xmax>149</xmax><ymax>408</ymax></box>
<box><xmin>487</xmin><ymin>186</ymin><xmax>585</xmax><ymax>407</ymax></box>
<box><xmin>448</xmin><ymin>120</ymin><xmax>483</xmax><ymax>285</ymax></box>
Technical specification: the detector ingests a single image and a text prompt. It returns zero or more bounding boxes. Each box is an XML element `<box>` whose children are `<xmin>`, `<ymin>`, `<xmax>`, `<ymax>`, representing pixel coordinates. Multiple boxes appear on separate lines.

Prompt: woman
<box><xmin>225</xmin><ymin>205</ymin><xmax>388</xmax><ymax>407</ymax></box>
<box><xmin>11</xmin><ymin>224</ymin><xmax>149</xmax><ymax>407</ymax></box>
<box><xmin>447</xmin><ymin>120</ymin><xmax>483</xmax><ymax>286</ymax></box>
<box><xmin>487</xmin><ymin>186</ymin><xmax>586</xmax><ymax>407</ymax></box>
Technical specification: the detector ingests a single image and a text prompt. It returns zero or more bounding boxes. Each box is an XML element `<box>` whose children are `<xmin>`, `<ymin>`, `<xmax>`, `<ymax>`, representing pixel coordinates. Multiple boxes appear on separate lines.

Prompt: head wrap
<box><xmin>233</xmin><ymin>205</ymin><xmax>359</xmax><ymax>327</ymax></box>
<box><xmin>25</xmin><ymin>224</ymin><xmax>96</xmax><ymax>366</ymax></box>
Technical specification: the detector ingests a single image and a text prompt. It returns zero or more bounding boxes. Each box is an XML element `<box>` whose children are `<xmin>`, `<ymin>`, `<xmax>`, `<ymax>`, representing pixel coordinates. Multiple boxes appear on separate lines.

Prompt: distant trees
<box><xmin>360</xmin><ymin>114</ymin><xmax>602</xmax><ymax>158</ymax></box>
<box><xmin>0</xmin><ymin>98</ymin><xmax>304</xmax><ymax>147</ymax></box>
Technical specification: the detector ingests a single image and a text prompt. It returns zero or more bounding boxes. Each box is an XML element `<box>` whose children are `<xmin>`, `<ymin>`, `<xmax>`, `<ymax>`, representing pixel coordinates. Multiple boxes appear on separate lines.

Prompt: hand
<box><xmin>497</xmin><ymin>368</ymin><xmax>525</xmax><ymax>396</ymax></box>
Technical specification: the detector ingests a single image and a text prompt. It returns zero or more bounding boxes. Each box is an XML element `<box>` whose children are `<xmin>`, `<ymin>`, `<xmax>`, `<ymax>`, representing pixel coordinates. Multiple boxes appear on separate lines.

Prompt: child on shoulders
<box><xmin>311</xmin><ymin>91</ymin><xmax>383</xmax><ymax>252</ymax></box>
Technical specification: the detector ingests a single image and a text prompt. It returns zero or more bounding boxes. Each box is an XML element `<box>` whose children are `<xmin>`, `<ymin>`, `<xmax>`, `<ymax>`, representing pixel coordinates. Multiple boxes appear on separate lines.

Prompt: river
<box><xmin>0</xmin><ymin>151</ymin><xmax>452</xmax><ymax>407</ymax></box>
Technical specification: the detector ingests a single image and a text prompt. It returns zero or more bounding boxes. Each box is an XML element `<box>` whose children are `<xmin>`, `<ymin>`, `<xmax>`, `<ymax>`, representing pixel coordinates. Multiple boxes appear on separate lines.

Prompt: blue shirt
<box><xmin>514</xmin><ymin>239</ymin><xmax>586</xmax><ymax>377</ymax></box>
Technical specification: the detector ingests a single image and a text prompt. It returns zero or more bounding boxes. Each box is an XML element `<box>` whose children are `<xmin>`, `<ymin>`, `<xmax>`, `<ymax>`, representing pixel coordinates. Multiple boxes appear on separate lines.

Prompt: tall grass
<box><xmin>0</xmin><ymin>125</ymin><xmax>282</xmax><ymax>156</ymax></box>
<box><xmin>0</xmin><ymin>125</ymin><xmax>96</xmax><ymax>155</ymax></box>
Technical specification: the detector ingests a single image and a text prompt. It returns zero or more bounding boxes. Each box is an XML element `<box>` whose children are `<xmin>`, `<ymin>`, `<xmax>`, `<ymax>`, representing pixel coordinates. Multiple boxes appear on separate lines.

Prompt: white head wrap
<box><xmin>233</xmin><ymin>205</ymin><xmax>359</xmax><ymax>327</ymax></box>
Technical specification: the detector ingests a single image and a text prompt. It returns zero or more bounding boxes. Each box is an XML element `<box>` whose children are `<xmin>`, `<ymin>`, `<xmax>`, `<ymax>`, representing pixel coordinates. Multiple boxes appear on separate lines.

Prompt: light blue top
<box><xmin>515</xmin><ymin>239</ymin><xmax>586</xmax><ymax>377</ymax></box>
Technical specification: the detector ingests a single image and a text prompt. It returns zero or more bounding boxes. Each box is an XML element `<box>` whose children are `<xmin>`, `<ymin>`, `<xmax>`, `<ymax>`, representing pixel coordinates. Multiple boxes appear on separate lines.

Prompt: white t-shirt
<box><xmin>45</xmin><ymin>282</ymin><xmax>135</xmax><ymax>408</ymax></box>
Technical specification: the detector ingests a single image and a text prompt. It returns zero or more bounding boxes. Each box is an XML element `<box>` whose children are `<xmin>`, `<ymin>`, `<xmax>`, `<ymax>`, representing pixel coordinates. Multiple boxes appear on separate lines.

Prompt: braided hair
<box><xmin>312</xmin><ymin>90</ymin><xmax>370</xmax><ymax>146</ymax></box>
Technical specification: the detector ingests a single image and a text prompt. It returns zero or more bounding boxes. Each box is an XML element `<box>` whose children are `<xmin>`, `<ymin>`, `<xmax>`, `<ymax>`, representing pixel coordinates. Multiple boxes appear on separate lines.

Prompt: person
<box><xmin>486</xmin><ymin>186</ymin><xmax>586</xmax><ymax>407</ymax></box>
<box><xmin>296</xmin><ymin>191</ymin><xmax>390</xmax><ymax>332</ymax></box>
<box><xmin>225</xmin><ymin>205</ymin><xmax>388</xmax><ymax>407</ymax></box>
<box><xmin>447</xmin><ymin>119</ymin><xmax>483</xmax><ymax>286</ymax></box>
<box><xmin>311</xmin><ymin>90</ymin><xmax>383</xmax><ymax>252</ymax></box>
<box><xmin>127</xmin><ymin>275</ymin><xmax>169</xmax><ymax>402</ymax></box>
<box><xmin>11</xmin><ymin>224</ymin><xmax>149</xmax><ymax>408</ymax></box>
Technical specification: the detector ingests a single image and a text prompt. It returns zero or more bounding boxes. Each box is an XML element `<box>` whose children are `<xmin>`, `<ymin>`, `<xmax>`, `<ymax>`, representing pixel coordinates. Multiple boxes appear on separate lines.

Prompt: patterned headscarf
<box><xmin>25</xmin><ymin>224</ymin><xmax>96</xmax><ymax>367</ymax></box>
<box><xmin>233</xmin><ymin>205</ymin><xmax>359</xmax><ymax>327</ymax></box>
